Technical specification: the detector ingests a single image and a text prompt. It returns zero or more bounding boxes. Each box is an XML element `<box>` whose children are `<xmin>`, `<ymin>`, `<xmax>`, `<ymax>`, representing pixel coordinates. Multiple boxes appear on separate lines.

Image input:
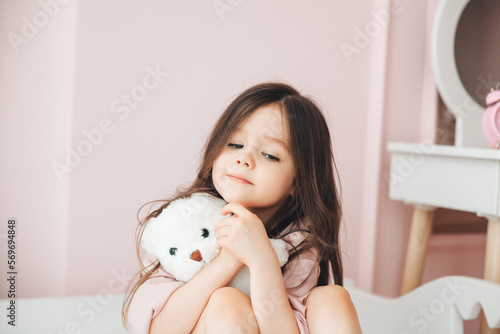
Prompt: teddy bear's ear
<box><xmin>186</xmin><ymin>192</ymin><xmax>222</xmax><ymax>212</ymax></box>
<box><xmin>140</xmin><ymin>216</ymin><xmax>164</xmax><ymax>255</ymax></box>
<box><xmin>190</xmin><ymin>192</ymin><xmax>211</xmax><ymax>199</ymax></box>
<box><xmin>140</xmin><ymin>220</ymin><xmax>155</xmax><ymax>253</ymax></box>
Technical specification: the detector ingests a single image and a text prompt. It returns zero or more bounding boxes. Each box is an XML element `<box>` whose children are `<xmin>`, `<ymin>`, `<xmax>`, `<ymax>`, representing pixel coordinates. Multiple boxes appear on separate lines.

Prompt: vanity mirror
<box><xmin>431</xmin><ymin>0</ymin><xmax>500</xmax><ymax>148</ymax></box>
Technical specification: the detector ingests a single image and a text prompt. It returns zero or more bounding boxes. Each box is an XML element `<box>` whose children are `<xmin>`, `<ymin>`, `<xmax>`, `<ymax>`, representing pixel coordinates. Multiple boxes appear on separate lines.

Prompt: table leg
<box><xmin>480</xmin><ymin>219</ymin><xmax>500</xmax><ymax>334</ymax></box>
<box><xmin>400</xmin><ymin>206</ymin><xmax>435</xmax><ymax>295</ymax></box>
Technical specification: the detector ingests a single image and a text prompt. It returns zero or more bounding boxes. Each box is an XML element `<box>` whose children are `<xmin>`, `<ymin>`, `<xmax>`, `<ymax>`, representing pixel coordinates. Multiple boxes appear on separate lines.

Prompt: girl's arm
<box><xmin>247</xmin><ymin>249</ymin><xmax>301</xmax><ymax>334</ymax></box>
<box><xmin>216</xmin><ymin>203</ymin><xmax>301</xmax><ymax>334</ymax></box>
<box><xmin>149</xmin><ymin>248</ymin><xmax>243</xmax><ymax>334</ymax></box>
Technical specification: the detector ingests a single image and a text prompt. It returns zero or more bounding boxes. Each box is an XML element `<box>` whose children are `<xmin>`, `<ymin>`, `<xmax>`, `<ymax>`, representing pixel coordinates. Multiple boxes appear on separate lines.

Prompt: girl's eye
<box><xmin>228</xmin><ymin>143</ymin><xmax>280</xmax><ymax>162</ymax></box>
<box><xmin>169</xmin><ymin>247</ymin><xmax>177</xmax><ymax>256</ymax></box>
<box><xmin>264</xmin><ymin>153</ymin><xmax>280</xmax><ymax>162</ymax></box>
<box><xmin>201</xmin><ymin>228</ymin><xmax>209</xmax><ymax>238</ymax></box>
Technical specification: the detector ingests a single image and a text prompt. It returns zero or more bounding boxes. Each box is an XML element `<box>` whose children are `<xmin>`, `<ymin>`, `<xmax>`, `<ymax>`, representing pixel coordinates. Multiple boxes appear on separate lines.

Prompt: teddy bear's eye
<box><xmin>169</xmin><ymin>247</ymin><xmax>177</xmax><ymax>256</ymax></box>
<box><xmin>201</xmin><ymin>228</ymin><xmax>209</xmax><ymax>238</ymax></box>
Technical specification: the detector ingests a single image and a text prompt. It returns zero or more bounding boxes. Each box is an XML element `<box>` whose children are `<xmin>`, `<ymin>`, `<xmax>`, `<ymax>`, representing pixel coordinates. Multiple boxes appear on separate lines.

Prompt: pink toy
<box><xmin>482</xmin><ymin>89</ymin><xmax>500</xmax><ymax>149</ymax></box>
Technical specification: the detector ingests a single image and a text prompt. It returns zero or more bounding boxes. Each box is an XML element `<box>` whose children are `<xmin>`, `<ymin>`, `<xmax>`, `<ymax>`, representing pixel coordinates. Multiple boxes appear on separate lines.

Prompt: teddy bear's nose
<box><xmin>190</xmin><ymin>249</ymin><xmax>202</xmax><ymax>262</ymax></box>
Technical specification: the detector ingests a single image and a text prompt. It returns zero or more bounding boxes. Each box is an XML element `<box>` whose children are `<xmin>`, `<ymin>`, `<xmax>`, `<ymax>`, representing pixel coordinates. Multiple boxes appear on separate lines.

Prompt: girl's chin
<box><xmin>220</xmin><ymin>193</ymin><xmax>253</xmax><ymax>206</ymax></box>
<box><xmin>222</xmin><ymin>193</ymin><xmax>248</xmax><ymax>203</ymax></box>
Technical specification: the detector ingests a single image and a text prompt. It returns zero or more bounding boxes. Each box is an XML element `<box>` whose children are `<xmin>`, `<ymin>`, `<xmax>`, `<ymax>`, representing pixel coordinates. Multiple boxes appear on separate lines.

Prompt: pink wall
<box><xmin>0</xmin><ymin>0</ymin><xmax>486</xmax><ymax>302</ymax></box>
<box><xmin>0</xmin><ymin>0</ymin><xmax>76</xmax><ymax>297</ymax></box>
<box><xmin>0</xmin><ymin>0</ymin><xmax>371</xmax><ymax>297</ymax></box>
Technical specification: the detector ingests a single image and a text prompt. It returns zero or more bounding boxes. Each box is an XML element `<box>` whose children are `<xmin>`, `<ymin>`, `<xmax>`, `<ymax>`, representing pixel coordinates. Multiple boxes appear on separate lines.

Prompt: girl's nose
<box><xmin>235</xmin><ymin>151</ymin><xmax>254</xmax><ymax>168</ymax></box>
<box><xmin>236</xmin><ymin>158</ymin><xmax>251</xmax><ymax>168</ymax></box>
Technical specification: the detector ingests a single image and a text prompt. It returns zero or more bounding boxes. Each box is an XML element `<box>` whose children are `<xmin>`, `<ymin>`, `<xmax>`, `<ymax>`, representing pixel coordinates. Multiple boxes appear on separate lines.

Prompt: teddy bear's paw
<box><xmin>269</xmin><ymin>238</ymin><xmax>289</xmax><ymax>267</ymax></box>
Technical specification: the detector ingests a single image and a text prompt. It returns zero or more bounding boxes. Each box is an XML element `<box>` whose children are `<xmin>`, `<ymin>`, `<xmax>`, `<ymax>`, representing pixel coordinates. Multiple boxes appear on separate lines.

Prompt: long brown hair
<box><xmin>122</xmin><ymin>82</ymin><xmax>343</xmax><ymax>327</ymax></box>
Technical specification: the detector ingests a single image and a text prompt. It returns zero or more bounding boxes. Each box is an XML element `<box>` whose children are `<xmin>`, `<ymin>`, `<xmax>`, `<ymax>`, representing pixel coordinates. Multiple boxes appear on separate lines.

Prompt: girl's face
<box><xmin>212</xmin><ymin>104</ymin><xmax>295</xmax><ymax>223</ymax></box>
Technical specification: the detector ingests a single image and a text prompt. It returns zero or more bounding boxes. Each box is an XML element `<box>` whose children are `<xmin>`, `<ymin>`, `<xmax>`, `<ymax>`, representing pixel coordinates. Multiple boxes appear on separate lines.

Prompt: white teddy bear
<box><xmin>140</xmin><ymin>192</ymin><xmax>289</xmax><ymax>297</ymax></box>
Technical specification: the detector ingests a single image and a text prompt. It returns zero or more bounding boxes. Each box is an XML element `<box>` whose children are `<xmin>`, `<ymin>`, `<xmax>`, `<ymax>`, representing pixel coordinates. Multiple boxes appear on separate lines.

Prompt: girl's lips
<box><xmin>227</xmin><ymin>174</ymin><xmax>253</xmax><ymax>184</ymax></box>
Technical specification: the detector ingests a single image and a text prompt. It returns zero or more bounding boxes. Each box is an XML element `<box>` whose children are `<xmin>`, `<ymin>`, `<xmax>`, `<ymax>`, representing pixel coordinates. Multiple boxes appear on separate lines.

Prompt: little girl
<box><xmin>122</xmin><ymin>82</ymin><xmax>361</xmax><ymax>334</ymax></box>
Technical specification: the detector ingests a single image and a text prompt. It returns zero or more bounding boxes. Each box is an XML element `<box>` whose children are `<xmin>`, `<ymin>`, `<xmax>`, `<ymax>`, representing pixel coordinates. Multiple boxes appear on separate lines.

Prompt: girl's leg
<box><xmin>191</xmin><ymin>287</ymin><xmax>259</xmax><ymax>334</ymax></box>
<box><xmin>305</xmin><ymin>285</ymin><xmax>362</xmax><ymax>334</ymax></box>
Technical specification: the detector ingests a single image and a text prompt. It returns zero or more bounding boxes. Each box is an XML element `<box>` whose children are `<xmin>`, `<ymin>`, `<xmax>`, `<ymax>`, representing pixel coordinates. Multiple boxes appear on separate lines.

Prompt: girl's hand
<box><xmin>215</xmin><ymin>203</ymin><xmax>278</xmax><ymax>269</ymax></box>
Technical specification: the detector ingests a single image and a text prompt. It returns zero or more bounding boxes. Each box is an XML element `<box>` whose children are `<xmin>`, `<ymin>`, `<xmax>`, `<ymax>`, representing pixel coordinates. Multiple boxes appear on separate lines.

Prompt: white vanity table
<box><xmin>388</xmin><ymin>142</ymin><xmax>500</xmax><ymax>290</ymax></box>
<box><xmin>389</xmin><ymin>143</ymin><xmax>500</xmax><ymax>219</ymax></box>
<box><xmin>387</xmin><ymin>0</ymin><xmax>500</xmax><ymax>332</ymax></box>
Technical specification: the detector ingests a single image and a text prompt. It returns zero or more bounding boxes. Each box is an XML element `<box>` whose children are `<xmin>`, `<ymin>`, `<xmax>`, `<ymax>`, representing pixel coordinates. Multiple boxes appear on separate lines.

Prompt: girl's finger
<box><xmin>215</xmin><ymin>215</ymin><xmax>235</xmax><ymax>232</ymax></box>
<box><xmin>216</xmin><ymin>231</ymin><xmax>233</xmax><ymax>250</ymax></box>
<box><xmin>215</xmin><ymin>224</ymin><xmax>230</xmax><ymax>238</ymax></box>
<box><xmin>220</xmin><ymin>202</ymin><xmax>251</xmax><ymax>217</ymax></box>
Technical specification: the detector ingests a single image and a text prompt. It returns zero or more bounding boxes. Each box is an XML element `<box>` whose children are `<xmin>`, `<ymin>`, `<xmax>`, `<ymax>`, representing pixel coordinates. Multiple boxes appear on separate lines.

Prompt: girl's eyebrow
<box><xmin>260</xmin><ymin>134</ymin><xmax>291</xmax><ymax>153</ymax></box>
<box><xmin>234</xmin><ymin>128</ymin><xmax>290</xmax><ymax>152</ymax></box>
<box><xmin>265</xmin><ymin>136</ymin><xmax>289</xmax><ymax>150</ymax></box>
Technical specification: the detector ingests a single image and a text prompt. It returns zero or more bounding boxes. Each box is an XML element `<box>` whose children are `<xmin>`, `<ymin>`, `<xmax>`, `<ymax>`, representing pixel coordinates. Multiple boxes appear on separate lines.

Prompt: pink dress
<box><xmin>126</xmin><ymin>223</ymin><xmax>320</xmax><ymax>334</ymax></box>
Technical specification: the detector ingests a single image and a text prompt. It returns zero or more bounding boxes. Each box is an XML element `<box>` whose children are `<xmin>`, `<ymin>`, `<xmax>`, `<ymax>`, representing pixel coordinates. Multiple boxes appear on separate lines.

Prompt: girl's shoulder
<box><xmin>278</xmin><ymin>217</ymin><xmax>312</xmax><ymax>250</ymax></box>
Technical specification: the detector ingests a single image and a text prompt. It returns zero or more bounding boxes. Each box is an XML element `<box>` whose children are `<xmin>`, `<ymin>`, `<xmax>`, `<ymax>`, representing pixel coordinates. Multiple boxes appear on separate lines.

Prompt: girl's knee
<box><xmin>306</xmin><ymin>285</ymin><xmax>361</xmax><ymax>333</ymax></box>
<box><xmin>306</xmin><ymin>285</ymin><xmax>356</xmax><ymax>314</ymax></box>
<box><xmin>209</xmin><ymin>287</ymin><xmax>249</xmax><ymax>306</ymax></box>
<box><xmin>201</xmin><ymin>287</ymin><xmax>258</xmax><ymax>334</ymax></box>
